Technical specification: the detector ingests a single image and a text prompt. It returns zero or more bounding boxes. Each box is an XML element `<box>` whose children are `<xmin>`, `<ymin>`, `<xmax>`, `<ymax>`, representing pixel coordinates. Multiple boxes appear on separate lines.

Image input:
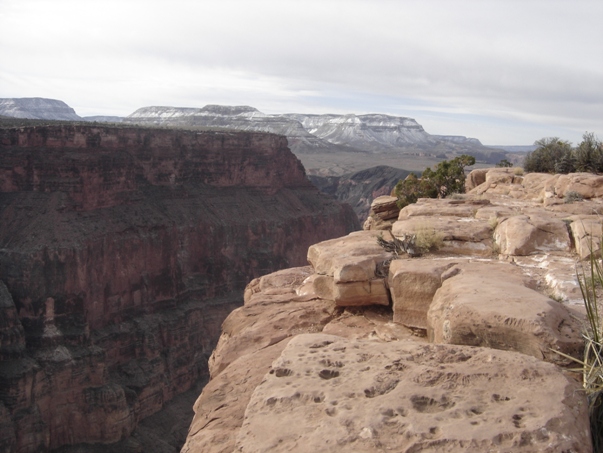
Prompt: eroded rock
<box><xmin>427</xmin><ymin>262</ymin><xmax>583</xmax><ymax>365</ymax></box>
<box><xmin>494</xmin><ymin>214</ymin><xmax>571</xmax><ymax>256</ymax></box>
<box><xmin>306</xmin><ymin>231</ymin><xmax>393</xmax><ymax>306</ymax></box>
<box><xmin>388</xmin><ymin>259</ymin><xmax>456</xmax><ymax>330</ymax></box>
<box><xmin>234</xmin><ymin>333</ymin><xmax>590</xmax><ymax>453</ymax></box>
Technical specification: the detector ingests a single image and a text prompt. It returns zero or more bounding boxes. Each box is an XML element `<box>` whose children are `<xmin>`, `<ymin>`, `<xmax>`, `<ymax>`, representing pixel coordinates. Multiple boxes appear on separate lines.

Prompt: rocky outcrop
<box><xmin>183</xmin><ymin>169</ymin><xmax>598</xmax><ymax>452</ymax></box>
<box><xmin>235</xmin><ymin>334</ymin><xmax>587</xmax><ymax>452</ymax></box>
<box><xmin>362</xmin><ymin>195</ymin><xmax>399</xmax><ymax>231</ymax></box>
<box><xmin>0</xmin><ymin>124</ymin><xmax>358</xmax><ymax>452</ymax></box>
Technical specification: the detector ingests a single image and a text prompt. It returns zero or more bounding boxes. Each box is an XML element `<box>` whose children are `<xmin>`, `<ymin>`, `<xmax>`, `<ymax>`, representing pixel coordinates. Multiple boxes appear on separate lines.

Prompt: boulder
<box><xmin>494</xmin><ymin>214</ymin><xmax>571</xmax><ymax>255</ymax></box>
<box><xmin>467</xmin><ymin>168</ymin><xmax>524</xmax><ymax>197</ymax></box>
<box><xmin>362</xmin><ymin>196</ymin><xmax>400</xmax><ymax>231</ymax></box>
<box><xmin>464</xmin><ymin>168</ymin><xmax>489</xmax><ymax>191</ymax></box>
<box><xmin>549</xmin><ymin>173</ymin><xmax>603</xmax><ymax>200</ymax></box>
<box><xmin>427</xmin><ymin>262</ymin><xmax>583</xmax><ymax>365</ymax></box>
<box><xmin>568</xmin><ymin>215</ymin><xmax>603</xmax><ymax>260</ymax></box>
<box><xmin>388</xmin><ymin>259</ymin><xmax>457</xmax><ymax>329</ymax></box>
<box><xmin>369</xmin><ymin>195</ymin><xmax>399</xmax><ymax>219</ymax></box>
<box><xmin>306</xmin><ymin>231</ymin><xmax>393</xmax><ymax>306</ymax></box>
<box><xmin>522</xmin><ymin>173</ymin><xmax>557</xmax><ymax>200</ymax></box>
<box><xmin>233</xmin><ymin>333</ymin><xmax>590</xmax><ymax>453</ymax></box>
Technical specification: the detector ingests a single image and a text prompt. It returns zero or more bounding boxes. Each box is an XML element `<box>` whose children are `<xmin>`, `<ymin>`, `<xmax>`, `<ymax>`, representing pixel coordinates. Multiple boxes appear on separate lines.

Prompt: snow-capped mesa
<box><xmin>124</xmin><ymin>104</ymin><xmax>500</xmax><ymax>159</ymax></box>
<box><xmin>284</xmin><ymin>113</ymin><xmax>439</xmax><ymax>150</ymax></box>
<box><xmin>0</xmin><ymin>98</ymin><xmax>81</xmax><ymax>121</ymax></box>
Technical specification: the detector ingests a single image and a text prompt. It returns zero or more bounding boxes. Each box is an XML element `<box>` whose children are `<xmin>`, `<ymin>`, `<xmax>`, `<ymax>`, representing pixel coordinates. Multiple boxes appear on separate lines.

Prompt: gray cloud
<box><xmin>0</xmin><ymin>0</ymin><xmax>601</xmax><ymax>144</ymax></box>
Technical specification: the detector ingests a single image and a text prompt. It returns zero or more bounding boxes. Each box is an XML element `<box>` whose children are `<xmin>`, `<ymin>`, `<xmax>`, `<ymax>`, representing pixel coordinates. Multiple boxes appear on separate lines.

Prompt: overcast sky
<box><xmin>1</xmin><ymin>0</ymin><xmax>601</xmax><ymax>145</ymax></box>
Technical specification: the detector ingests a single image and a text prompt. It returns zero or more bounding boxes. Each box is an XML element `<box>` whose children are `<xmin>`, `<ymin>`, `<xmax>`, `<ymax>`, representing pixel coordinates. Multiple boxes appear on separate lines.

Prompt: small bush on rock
<box><xmin>394</xmin><ymin>155</ymin><xmax>476</xmax><ymax>208</ymax></box>
<box><xmin>377</xmin><ymin>233</ymin><xmax>419</xmax><ymax>257</ymax></box>
<box><xmin>564</xmin><ymin>191</ymin><xmax>584</xmax><ymax>204</ymax></box>
<box><xmin>414</xmin><ymin>226</ymin><xmax>444</xmax><ymax>253</ymax></box>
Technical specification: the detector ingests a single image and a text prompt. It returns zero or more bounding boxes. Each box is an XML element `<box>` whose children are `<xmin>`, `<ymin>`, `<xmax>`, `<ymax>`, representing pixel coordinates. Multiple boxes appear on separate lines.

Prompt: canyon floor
<box><xmin>183</xmin><ymin>168</ymin><xmax>602</xmax><ymax>453</ymax></box>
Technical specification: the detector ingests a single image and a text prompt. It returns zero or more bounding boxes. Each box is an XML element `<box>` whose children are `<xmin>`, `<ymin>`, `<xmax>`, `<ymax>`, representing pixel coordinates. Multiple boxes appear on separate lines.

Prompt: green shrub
<box><xmin>523</xmin><ymin>137</ymin><xmax>573</xmax><ymax>173</ymax></box>
<box><xmin>523</xmin><ymin>132</ymin><xmax>602</xmax><ymax>175</ymax></box>
<box><xmin>414</xmin><ymin>226</ymin><xmax>444</xmax><ymax>253</ymax></box>
<box><xmin>575</xmin><ymin>132</ymin><xmax>603</xmax><ymax>173</ymax></box>
<box><xmin>496</xmin><ymin>159</ymin><xmax>513</xmax><ymax>168</ymax></box>
<box><xmin>564</xmin><ymin>191</ymin><xmax>584</xmax><ymax>204</ymax></box>
<box><xmin>394</xmin><ymin>155</ymin><xmax>475</xmax><ymax>208</ymax></box>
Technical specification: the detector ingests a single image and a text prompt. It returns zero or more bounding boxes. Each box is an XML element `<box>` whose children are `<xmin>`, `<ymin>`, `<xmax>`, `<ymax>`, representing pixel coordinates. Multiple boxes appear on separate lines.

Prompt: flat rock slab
<box><xmin>427</xmin><ymin>262</ymin><xmax>583</xmax><ymax>365</ymax></box>
<box><xmin>308</xmin><ymin>231</ymin><xmax>392</xmax><ymax>281</ymax></box>
<box><xmin>235</xmin><ymin>333</ymin><xmax>591</xmax><ymax>453</ymax></box>
<box><xmin>392</xmin><ymin>216</ymin><xmax>494</xmax><ymax>257</ymax></box>
<box><xmin>182</xmin><ymin>341</ymin><xmax>290</xmax><ymax>453</ymax></box>
<box><xmin>307</xmin><ymin>231</ymin><xmax>393</xmax><ymax>306</ymax></box>
<box><xmin>388</xmin><ymin>259</ymin><xmax>457</xmax><ymax>329</ymax></box>
<box><xmin>398</xmin><ymin>197</ymin><xmax>491</xmax><ymax>220</ymax></box>
<box><xmin>494</xmin><ymin>214</ymin><xmax>571</xmax><ymax>256</ymax></box>
<box><xmin>567</xmin><ymin>215</ymin><xmax>603</xmax><ymax>260</ymax></box>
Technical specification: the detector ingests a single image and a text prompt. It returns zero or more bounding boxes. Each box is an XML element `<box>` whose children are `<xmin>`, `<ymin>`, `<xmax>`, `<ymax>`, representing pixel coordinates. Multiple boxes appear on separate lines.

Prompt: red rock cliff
<box><xmin>0</xmin><ymin>125</ymin><xmax>359</xmax><ymax>452</ymax></box>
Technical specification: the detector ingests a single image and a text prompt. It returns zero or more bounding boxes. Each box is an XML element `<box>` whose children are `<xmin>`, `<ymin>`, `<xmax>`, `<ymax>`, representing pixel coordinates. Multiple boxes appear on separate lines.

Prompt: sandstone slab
<box><xmin>306</xmin><ymin>231</ymin><xmax>393</xmax><ymax>306</ymax></box>
<box><xmin>494</xmin><ymin>214</ymin><xmax>571</xmax><ymax>255</ymax></box>
<box><xmin>308</xmin><ymin>274</ymin><xmax>390</xmax><ymax>307</ymax></box>
<box><xmin>548</xmin><ymin>172</ymin><xmax>603</xmax><ymax>200</ymax></box>
<box><xmin>234</xmin><ymin>333</ymin><xmax>590</xmax><ymax>453</ymax></box>
<box><xmin>392</xmin><ymin>216</ymin><xmax>494</xmax><ymax>257</ymax></box>
<box><xmin>397</xmin><ymin>197</ymin><xmax>490</xmax><ymax>220</ymax></box>
<box><xmin>182</xmin><ymin>342</ymin><xmax>289</xmax><ymax>453</ymax></box>
<box><xmin>427</xmin><ymin>262</ymin><xmax>583</xmax><ymax>365</ymax></box>
<box><xmin>208</xmin><ymin>297</ymin><xmax>337</xmax><ymax>379</ymax></box>
<box><xmin>568</xmin><ymin>215</ymin><xmax>603</xmax><ymax>260</ymax></box>
<box><xmin>388</xmin><ymin>259</ymin><xmax>457</xmax><ymax>329</ymax></box>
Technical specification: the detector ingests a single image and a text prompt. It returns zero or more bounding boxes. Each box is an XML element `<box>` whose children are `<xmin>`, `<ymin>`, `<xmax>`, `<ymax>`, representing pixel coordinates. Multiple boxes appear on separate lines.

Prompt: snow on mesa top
<box><xmin>0</xmin><ymin>98</ymin><xmax>81</xmax><ymax>121</ymax></box>
<box><xmin>128</xmin><ymin>105</ymin><xmax>262</xmax><ymax>119</ymax></box>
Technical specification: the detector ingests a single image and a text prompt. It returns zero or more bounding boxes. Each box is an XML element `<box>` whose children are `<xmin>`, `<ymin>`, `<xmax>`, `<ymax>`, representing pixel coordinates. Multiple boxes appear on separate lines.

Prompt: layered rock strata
<box><xmin>183</xmin><ymin>168</ymin><xmax>598</xmax><ymax>452</ymax></box>
<box><xmin>0</xmin><ymin>125</ymin><xmax>358</xmax><ymax>452</ymax></box>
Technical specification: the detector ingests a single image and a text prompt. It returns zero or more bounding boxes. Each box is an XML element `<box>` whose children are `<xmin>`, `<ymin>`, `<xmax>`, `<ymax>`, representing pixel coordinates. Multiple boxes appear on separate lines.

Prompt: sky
<box><xmin>0</xmin><ymin>0</ymin><xmax>601</xmax><ymax>146</ymax></box>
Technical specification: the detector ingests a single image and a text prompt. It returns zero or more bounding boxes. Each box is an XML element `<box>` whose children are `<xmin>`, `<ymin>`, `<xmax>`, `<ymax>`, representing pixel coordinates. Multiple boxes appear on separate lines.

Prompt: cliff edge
<box><xmin>183</xmin><ymin>167</ymin><xmax>601</xmax><ymax>452</ymax></box>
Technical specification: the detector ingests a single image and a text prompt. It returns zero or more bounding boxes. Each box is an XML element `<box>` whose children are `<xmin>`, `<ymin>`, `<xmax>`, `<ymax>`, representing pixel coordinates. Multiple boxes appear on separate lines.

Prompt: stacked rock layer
<box><xmin>183</xmin><ymin>167</ymin><xmax>600</xmax><ymax>452</ymax></box>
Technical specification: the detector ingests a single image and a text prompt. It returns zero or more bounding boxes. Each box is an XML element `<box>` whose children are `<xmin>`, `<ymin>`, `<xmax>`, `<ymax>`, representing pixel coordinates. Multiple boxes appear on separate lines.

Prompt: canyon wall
<box><xmin>0</xmin><ymin>125</ymin><xmax>359</xmax><ymax>452</ymax></box>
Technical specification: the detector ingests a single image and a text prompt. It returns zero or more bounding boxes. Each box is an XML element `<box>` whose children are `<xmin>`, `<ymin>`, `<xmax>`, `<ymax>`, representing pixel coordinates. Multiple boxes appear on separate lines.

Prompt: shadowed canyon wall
<box><xmin>0</xmin><ymin>125</ymin><xmax>359</xmax><ymax>452</ymax></box>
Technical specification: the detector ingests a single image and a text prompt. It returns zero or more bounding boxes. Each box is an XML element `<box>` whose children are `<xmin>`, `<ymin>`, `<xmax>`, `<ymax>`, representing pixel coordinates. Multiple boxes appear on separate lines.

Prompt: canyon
<box><xmin>183</xmin><ymin>168</ymin><xmax>603</xmax><ymax>452</ymax></box>
<box><xmin>0</xmin><ymin>124</ymin><xmax>358</xmax><ymax>452</ymax></box>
